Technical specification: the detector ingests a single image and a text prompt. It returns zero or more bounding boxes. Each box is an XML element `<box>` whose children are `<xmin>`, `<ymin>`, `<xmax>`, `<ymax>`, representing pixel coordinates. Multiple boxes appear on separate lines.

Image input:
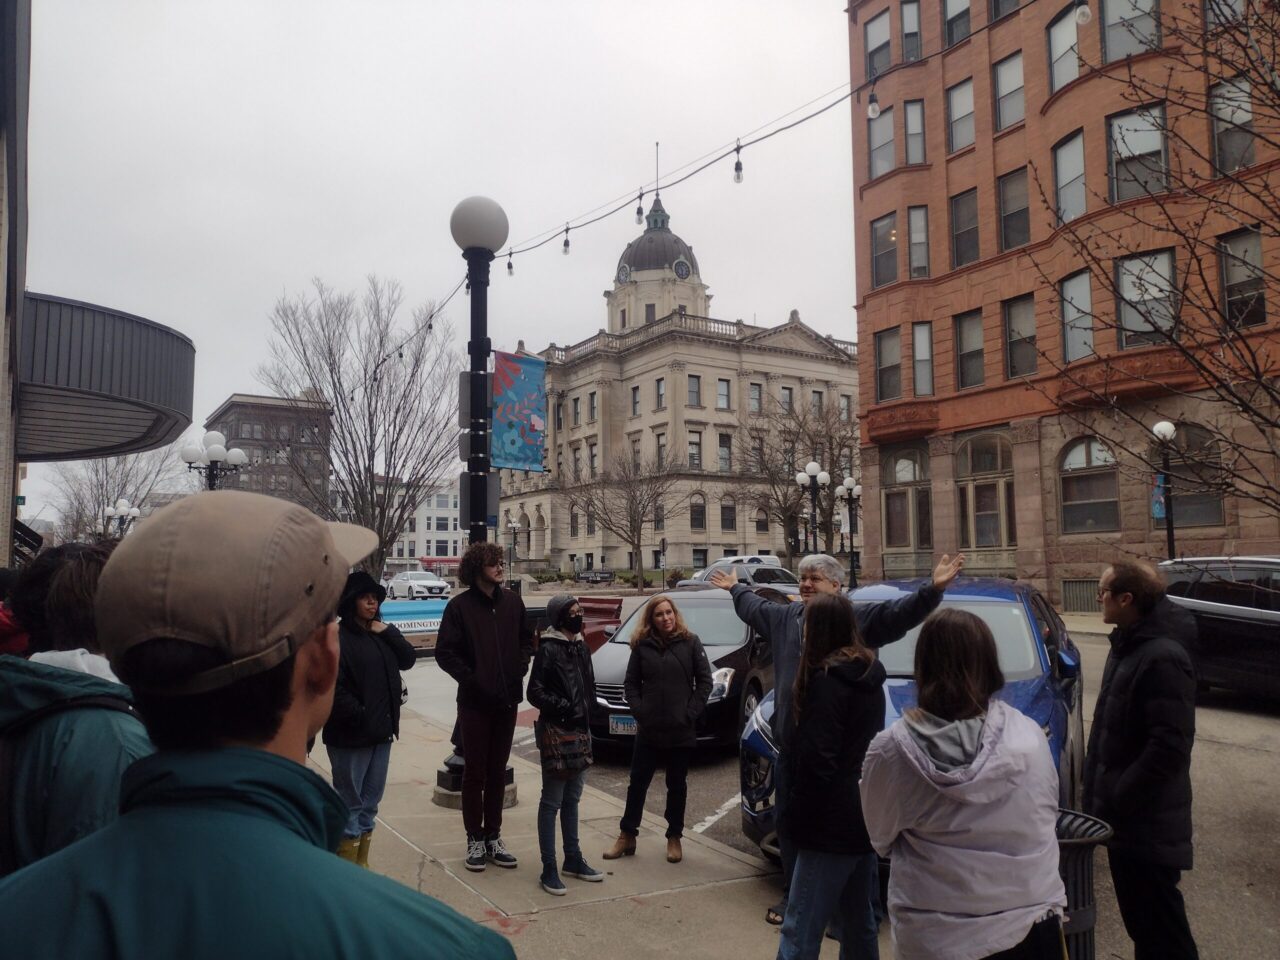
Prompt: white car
<box><xmin>388</xmin><ymin>571</ymin><xmax>451</xmax><ymax>600</ymax></box>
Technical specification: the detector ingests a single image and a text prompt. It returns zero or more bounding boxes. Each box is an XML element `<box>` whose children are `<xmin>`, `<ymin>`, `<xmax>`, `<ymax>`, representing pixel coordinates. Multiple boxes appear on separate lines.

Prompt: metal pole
<box><xmin>809</xmin><ymin>481</ymin><xmax>819</xmax><ymax>554</ymax></box>
<box><xmin>206</xmin><ymin>465</ymin><xmax>218</xmax><ymax>491</ymax></box>
<box><xmin>464</xmin><ymin>247</ymin><xmax>494</xmax><ymax>544</ymax></box>
<box><xmin>846</xmin><ymin>499</ymin><xmax>858</xmax><ymax>588</ymax></box>
<box><xmin>1163</xmin><ymin>448</ymin><xmax>1176</xmax><ymax>560</ymax></box>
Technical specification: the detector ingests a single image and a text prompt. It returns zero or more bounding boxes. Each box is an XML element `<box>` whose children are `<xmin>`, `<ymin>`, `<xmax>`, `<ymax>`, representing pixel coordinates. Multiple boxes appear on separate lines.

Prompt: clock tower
<box><xmin>604</xmin><ymin>196</ymin><xmax>711</xmax><ymax>334</ymax></box>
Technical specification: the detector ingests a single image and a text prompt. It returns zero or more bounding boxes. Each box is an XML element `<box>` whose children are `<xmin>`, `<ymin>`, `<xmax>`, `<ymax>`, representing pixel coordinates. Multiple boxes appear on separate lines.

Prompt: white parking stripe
<box><xmin>691</xmin><ymin>793</ymin><xmax>741</xmax><ymax>834</ymax></box>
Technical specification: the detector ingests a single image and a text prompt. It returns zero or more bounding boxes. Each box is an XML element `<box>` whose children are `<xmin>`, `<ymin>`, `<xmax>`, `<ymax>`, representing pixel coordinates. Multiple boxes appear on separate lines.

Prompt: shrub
<box><xmin>665</xmin><ymin>568</ymin><xmax>690</xmax><ymax>588</ymax></box>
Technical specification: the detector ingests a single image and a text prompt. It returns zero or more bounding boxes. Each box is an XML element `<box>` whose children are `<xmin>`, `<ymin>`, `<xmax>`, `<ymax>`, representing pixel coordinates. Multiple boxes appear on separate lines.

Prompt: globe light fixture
<box><xmin>1152</xmin><ymin>420</ymin><xmax>1178</xmax><ymax>559</ymax></box>
<box><xmin>180</xmin><ymin>430</ymin><xmax>250</xmax><ymax>490</ymax></box>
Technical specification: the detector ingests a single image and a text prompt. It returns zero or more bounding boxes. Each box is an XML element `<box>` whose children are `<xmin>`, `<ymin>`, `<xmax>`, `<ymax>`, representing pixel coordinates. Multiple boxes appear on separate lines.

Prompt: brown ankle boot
<box><xmin>666</xmin><ymin>837</ymin><xmax>682</xmax><ymax>863</ymax></box>
<box><xmin>602</xmin><ymin>833</ymin><xmax>636</xmax><ymax>860</ymax></box>
<box><xmin>336</xmin><ymin>836</ymin><xmax>360</xmax><ymax>863</ymax></box>
<box><xmin>356</xmin><ymin>831</ymin><xmax>372</xmax><ymax>869</ymax></box>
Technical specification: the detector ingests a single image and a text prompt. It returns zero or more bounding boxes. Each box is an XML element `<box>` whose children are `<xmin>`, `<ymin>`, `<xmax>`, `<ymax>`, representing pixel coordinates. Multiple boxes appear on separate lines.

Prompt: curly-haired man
<box><xmin>435</xmin><ymin>542</ymin><xmax>534</xmax><ymax>872</ymax></box>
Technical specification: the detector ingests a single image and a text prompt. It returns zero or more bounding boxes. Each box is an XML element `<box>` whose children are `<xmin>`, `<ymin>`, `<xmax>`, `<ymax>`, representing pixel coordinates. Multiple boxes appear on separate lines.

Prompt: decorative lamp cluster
<box><xmin>102</xmin><ymin>498</ymin><xmax>141</xmax><ymax>537</ymax></box>
<box><xmin>180</xmin><ymin>430</ymin><xmax>250</xmax><ymax>491</ymax></box>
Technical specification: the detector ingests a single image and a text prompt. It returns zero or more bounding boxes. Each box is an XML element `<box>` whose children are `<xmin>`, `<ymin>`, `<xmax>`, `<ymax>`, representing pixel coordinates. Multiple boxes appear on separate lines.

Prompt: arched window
<box><xmin>880</xmin><ymin>444</ymin><xmax>932</xmax><ymax>550</ymax></box>
<box><xmin>955</xmin><ymin>434</ymin><xmax>1016</xmax><ymax>548</ymax></box>
<box><xmin>1154</xmin><ymin>423</ymin><xmax>1225</xmax><ymax>527</ymax></box>
<box><xmin>690</xmin><ymin>493</ymin><xmax>706</xmax><ymax>531</ymax></box>
<box><xmin>1060</xmin><ymin>437</ymin><xmax>1119</xmax><ymax>533</ymax></box>
<box><xmin>569</xmin><ymin>507</ymin><xmax>580</xmax><ymax>538</ymax></box>
<box><xmin>721</xmin><ymin>496</ymin><xmax>737</xmax><ymax>531</ymax></box>
<box><xmin>755</xmin><ymin>506</ymin><xmax>769</xmax><ymax>533</ymax></box>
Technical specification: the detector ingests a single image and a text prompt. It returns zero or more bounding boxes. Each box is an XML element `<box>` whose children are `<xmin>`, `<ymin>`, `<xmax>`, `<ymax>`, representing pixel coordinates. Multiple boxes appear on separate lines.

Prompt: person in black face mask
<box><xmin>526</xmin><ymin>594</ymin><xmax>603</xmax><ymax>895</ymax></box>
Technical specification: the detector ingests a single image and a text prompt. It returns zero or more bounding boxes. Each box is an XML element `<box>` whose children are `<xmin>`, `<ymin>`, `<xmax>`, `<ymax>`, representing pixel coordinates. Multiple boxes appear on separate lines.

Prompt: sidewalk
<box><xmin>1060</xmin><ymin>612</ymin><xmax>1109</xmax><ymax>641</ymax></box>
<box><xmin>309</xmin><ymin>710</ymin><xmax>890</xmax><ymax>959</ymax></box>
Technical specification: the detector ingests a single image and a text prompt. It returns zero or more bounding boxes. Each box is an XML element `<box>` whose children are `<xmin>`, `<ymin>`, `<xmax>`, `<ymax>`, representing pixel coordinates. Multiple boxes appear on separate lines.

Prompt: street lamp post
<box><xmin>836</xmin><ymin>477</ymin><xmax>863</xmax><ymax>588</ymax></box>
<box><xmin>507</xmin><ymin>519</ymin><xmax>520</xmax><ymax>571</ymax></box>
<box><xmin>102</xmin><ymin>498</ymin><xmax>141</xmax><ymax>537</ymax></box>
<box><xmin>180</xmin><ymin>431</ymin><xmax>249</xmax><ymax>491</ymax></box>
<box><xmin>794</xmin><ymin>461</ymin><xmax>831</xmax><ymax>554</ymax></box>
<box><xmin>451</xmin><ymin>196</ymin><xmax>509</xmax><ymax>545</ymax></box>
<box><xmin>1152</xmin><ymin>420</ymin><xmax>1178</xmax><ymax>560</ymax></box>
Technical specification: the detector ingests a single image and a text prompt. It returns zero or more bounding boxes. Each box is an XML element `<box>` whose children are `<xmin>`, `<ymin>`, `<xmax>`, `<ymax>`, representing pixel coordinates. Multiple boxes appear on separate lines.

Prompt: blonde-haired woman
<box><xmin>603</xmin><ymin>596</ymin><xmax>712</xmax><ymax>864</ymax></box>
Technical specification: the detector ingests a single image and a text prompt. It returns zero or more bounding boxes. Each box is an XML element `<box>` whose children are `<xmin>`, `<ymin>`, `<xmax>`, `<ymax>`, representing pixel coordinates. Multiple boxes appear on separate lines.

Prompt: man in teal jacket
<box><xmin>0</xmin><ymin>491</ymin><xmax>513</xmax><ymax>960</ymax></box>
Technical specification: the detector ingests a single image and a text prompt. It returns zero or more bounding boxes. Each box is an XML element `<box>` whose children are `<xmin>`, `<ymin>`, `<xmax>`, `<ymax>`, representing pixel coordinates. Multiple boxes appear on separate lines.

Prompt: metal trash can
<box><xmin>1056</xmin><ymin>809</ymin><xmax>1113</xmax><ymax>960</ymax></box>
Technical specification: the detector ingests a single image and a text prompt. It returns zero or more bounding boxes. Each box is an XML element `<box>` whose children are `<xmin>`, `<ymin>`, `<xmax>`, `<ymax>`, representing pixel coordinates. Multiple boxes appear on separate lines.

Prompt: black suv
<box><xmin>1161</xmin><ymin>557</ymin><xmax>1280</xmax><ymax>698</ymax></box>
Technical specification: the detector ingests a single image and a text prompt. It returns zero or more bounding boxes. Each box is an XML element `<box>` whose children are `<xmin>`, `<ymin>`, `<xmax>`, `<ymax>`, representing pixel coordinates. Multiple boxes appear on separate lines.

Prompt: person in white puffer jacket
<box><xmin>860</xmin><ymin>608</ymin><xmax>1066</xmax><ymax>960</ymax></box>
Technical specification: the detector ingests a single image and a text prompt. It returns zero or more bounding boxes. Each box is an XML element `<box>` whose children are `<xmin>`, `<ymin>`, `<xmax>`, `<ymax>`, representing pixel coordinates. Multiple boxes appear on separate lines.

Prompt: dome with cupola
<box><xmin>615</xmin><ymin>196</ymin><xmax>700</xmax><ymax>280</ymax></box>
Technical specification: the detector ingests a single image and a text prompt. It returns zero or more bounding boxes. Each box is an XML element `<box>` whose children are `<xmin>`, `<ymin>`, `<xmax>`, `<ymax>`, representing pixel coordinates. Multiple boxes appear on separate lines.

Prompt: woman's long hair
<box><xmin>631</xmin><ymin>597</ymin><xmax>691</xmax><ymax>648</ymax></box>
<box><xmin>912</xmin><ymin>608</ymin><xmax>1005</xmax><ymax>721</ymax></box>
<box><xmin>792</xmin><ymin>593</ymin><xmax>874</xmax><ymax>719</ymax></box>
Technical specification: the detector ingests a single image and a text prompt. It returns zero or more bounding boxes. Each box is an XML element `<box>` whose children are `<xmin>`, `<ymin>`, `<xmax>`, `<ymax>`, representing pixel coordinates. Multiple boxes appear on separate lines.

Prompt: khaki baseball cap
<box><xmin>96</xmin><ymin>490</ymin><xmax>378</xmax><ymax>695</ymax></box>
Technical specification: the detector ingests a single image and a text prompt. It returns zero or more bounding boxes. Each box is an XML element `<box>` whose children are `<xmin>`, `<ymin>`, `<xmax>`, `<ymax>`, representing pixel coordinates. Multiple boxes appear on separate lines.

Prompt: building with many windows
<box><xmin>500</xmin><ymin>197</ymin><xmax>860</xmax><ymax>575</ymax></box>
<box><xmin>849</xmin><ymin>0</ymin><xmax>1278</xmax><ymax>606</ymax></box>
<box><xmin>204</xmin><ymin>393</ymin><xmax>330</xmax><ymax>510</ymax></box>
<box><xmin>384</xmin><ymin>488</ymin><xmax>463</xmax><ymax>576</ymax></box>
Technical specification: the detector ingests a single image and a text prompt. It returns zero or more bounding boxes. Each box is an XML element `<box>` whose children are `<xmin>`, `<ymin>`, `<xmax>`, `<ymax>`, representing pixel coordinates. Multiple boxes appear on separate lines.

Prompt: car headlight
<box><xmin>707</xmin><ymin>667</ymin><xmax>735</xmax><ymax>703</ymax></box>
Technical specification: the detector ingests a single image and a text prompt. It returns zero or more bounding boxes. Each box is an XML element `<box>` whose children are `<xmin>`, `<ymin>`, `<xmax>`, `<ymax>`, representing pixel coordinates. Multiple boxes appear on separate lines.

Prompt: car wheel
<box><xmin>388</xmin><ymin>587</ymin><xmax>396</xmax><ymax>599</ymax></box>
<box><xmin>739</xmin><ymin>682</ymin><xmax>762</xmax><ymax>735</ymax></box>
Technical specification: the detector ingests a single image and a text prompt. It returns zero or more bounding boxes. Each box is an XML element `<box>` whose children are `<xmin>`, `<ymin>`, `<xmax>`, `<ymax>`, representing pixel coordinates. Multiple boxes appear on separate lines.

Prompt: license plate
<box><xmin>608</xmin><ymin>715</ymin><xmax>637</xmax><ymax>736</ymax></box>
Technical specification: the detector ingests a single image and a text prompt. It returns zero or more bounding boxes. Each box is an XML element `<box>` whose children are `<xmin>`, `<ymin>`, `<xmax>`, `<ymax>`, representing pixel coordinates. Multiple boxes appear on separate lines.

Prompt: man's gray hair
<box><xmin>798</xmin><ymin>554</ymin><xmax>845</xmax><ymax>586</ymax></box>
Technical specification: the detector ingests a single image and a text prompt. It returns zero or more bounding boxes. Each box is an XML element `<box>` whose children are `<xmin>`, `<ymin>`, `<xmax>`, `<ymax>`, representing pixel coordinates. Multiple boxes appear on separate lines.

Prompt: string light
<box><xmin>507</xmin><ymin>250</ymin><xmax>514</xmax><ymax>275</ymax></box>
<box><xmin>1074</xmin><ymin>0</ymin><xmax>1093</xmax><ymax>24</ymax></box>
<box><xmin>733</xmin><ymin>141</ymin><xmax>743</xmax><ymax>183</ymax></box>
<box><xmin>635</xmin><ymin>190</ymin><xmax>644</xmax><ymax>224</ymax></box>
<box><xmin>562</xmin><ymin>225</ymin><xmax>570</xmax><ymax>255</ymax></box>
<box><xmin>867</xmin><ymin>91</ymin><xmax>880</xmax><ymax>120</ymax></box>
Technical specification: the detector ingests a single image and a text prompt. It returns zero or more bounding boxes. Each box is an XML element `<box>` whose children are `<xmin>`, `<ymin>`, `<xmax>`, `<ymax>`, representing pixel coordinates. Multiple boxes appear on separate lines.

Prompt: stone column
<box><xmin>1010</xmin><ymin>417</ymin><xmax>1048</xmax><ymax>592</ymax></box>
<box><xmin>927</xmin><ymin>434</ymin><xmax>956</xmax><ymax>573</ymax></box>
<box><xmin>860</xmin><ymin>444</ymin><xmax>883</xmax><ymax>579</ymax></box>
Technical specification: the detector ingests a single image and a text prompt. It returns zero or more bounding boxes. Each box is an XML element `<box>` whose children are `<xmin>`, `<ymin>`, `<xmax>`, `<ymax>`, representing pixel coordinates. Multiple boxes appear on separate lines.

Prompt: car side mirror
<box><xmin>603</xmin><ymin>625</ymin><xmax>618</xmax><ymax>638</ymax></box>
<box><xmin>1056</xmin><ymin>648</ymin><xmax>1080</xmax><ymax>679</ymax></box>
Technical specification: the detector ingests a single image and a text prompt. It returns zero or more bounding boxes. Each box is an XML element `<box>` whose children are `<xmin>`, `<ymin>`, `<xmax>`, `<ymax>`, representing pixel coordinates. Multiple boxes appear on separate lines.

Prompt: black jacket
<box><xmin>784</xmin><ymin>657</ymin><xmax>886</xmax><ymax>855</ymax></box>
<box><xmin>322</xmin><ymin>620</ymin><xmax>416</xmax><ymax>748</ymax></box>
<box><xmin>435</xmin><ymin>586</ymin><xmax>534</xmax><ymax>712</ymax></box>
<box><xmin>623</xmin><ymin>633</ymin><xmax>713</xmax><ymax>749</ymax></box>
<box><xmin>1083</xmin><ymin>597</ymin><xmax>1197</xmax><ymax>869</ymax></box>
<box><xmin>526</xmin><ymin>629</ymin><xmax>596</xmax><ymax>732</ymax></box>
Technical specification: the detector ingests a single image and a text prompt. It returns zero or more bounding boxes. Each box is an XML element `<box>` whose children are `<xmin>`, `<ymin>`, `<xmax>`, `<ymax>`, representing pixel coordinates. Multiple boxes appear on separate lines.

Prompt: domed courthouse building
<box><xmin>499</xmin><ymin>198</ymin><xmax>860</xmax><ymax>576</ymax></box>
<box><xmin>847</xmin><ymin>0</ymin><xmax>1279</xmax><ymax>608</ymax></box>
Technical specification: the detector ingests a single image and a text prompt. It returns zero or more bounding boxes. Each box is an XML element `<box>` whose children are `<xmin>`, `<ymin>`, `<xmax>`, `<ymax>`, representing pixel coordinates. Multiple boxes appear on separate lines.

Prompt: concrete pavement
<box><xmin>308</xmin><ymin>708</ymin><xmax>886</xmax><ymax>958</ymax></box>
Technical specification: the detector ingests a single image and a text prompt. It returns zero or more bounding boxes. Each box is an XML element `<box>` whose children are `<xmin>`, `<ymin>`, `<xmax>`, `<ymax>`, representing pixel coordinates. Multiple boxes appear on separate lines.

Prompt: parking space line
<box><xmin>692</xmin><ymin>793</ymin><xmax>741</xmax><ymax>834</ymax></box>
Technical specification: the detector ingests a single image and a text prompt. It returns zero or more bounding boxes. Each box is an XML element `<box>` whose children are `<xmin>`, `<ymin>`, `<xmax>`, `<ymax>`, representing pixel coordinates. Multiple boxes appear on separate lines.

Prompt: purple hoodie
<box><xmin>859</xmin><ymin>699</ymin><xmax>1066</xmax><ymax>960</ymax></box>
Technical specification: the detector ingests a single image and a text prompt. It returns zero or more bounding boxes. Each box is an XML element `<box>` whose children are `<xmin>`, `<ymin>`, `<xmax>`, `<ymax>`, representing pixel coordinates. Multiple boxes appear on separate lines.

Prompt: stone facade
<box><xmin>500</xmin><ymin>199</ymin><xmax>860</xmax><ymax>576</ymax></box>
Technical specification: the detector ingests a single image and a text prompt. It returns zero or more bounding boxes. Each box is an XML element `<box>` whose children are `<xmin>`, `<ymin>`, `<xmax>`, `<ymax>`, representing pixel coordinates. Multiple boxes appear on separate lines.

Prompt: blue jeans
<box><xmin>774</xmin><ymin>751</ymin><xmax>796</xmax><ymax>896</ymax></box>
<box><xmin>777</xmin><ymin>849</ymin><xmax>879</xmax><ymax>960</ymax></box>
<box><xmin>538</xmin><ymin>767</ymin><xmax>587</xmax><ymax>866</ymax></box>
<box><xmin>327</xmin><ymin>741</ymin><xmax>392</xmax><ymax>839</ymax></box>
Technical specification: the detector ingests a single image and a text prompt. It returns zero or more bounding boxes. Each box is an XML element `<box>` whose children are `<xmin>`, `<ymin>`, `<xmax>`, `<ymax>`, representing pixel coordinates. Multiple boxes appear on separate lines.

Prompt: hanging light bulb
<box><xmin>507</xmin><ymin>251</ymin><xmax>514</xmax><ymax>276</ymax></box>
<box><xmin>867</xmin><ymin>91</ymin><xmax>881</xmax><ymax>120</ymax></box>
<box><xmin>562</xmin><ymin>225</ymin><xmax>570</xmax><ymax>256</ymax></box>
<box><xmin>465</xmin><ymin>279</ymin><xmax>470</xmax><ymax>295</ymax></box>
<box><xmin>1073</xmin><ymin>0</ymin><xmax>1092</xmax><ymax>24</ymax></box>
<box><xmin>733</xmin><ymin>141</ymin><xmax>743</xmax><ymax>184</ymax></box>
<box><xmin>635</xmin><ymin>191</ymin><xmax>644</xmax><ymax>224</ymax></box>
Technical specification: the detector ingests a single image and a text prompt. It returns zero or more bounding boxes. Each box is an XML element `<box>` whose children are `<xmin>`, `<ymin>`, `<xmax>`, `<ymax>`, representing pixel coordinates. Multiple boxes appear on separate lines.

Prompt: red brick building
<box><xmin>848</xmin><ymin>0</ymin><xmax>1278</xmax><ymax>608</ymax></box>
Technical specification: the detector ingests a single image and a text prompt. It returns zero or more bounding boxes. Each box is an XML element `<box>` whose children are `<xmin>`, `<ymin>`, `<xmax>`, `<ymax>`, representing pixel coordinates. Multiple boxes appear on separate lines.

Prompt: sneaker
<box><xmin>561</xmin><ymin>855</ymin><xmax>604</xmax><ymax>882</ymax></box>
<box><xmin>539</xmin><ymin>866</ymin><xmax>567</xmax><ymax>896</ymax></box>
<box><xmin>465</xmin><ymin>836</ymin><xmax>487</xmax><ymax>872</ymax></box>
<box><xmin>486</xmin><ymin>836</ymin><xmax>518</xmax><ymax>869</ymax></box>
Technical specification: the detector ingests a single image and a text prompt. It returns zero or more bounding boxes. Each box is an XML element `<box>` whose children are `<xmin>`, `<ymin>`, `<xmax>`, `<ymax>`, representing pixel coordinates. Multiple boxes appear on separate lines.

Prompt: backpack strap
<box><xmin>0</xmin><ymin>695</ymin><xmax>137</xmax><ymax>877</ymax></box>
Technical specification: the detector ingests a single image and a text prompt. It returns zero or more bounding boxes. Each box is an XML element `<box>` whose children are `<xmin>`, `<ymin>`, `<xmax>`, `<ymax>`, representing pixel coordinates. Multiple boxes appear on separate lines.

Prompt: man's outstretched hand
<box><xmin>708</xmin><ymin>570</ymin><xmax>737</xmax><ymax>591</ymax></box>
<box><xmin>932</xmin><ymin>553</ymin><xmax>966</xmax><ymax>591</ymax></box>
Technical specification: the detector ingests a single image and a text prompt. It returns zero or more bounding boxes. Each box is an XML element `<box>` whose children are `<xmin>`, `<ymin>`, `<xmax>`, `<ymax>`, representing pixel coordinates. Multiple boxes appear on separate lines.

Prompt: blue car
<box><xmin>740</xmin><ymin>577</ymin><xmax>1085</xmax><ymax>863</ymax></box>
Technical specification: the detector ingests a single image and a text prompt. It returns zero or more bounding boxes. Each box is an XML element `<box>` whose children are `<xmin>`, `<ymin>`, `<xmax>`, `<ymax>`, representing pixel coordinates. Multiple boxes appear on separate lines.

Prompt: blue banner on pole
<box><xmin>491</xmin><ymin>351</ymin><xmax>547</xmax><ymax>471</ymax></box>
<box><xmin>1151</xmin><ymin>473</ymin><xmax>1167</xmax><ymax>520</ymax></box>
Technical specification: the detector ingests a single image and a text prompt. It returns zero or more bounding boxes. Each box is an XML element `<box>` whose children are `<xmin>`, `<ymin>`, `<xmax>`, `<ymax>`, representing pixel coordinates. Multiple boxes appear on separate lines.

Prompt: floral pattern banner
<box><xmin>491</xmin><ymin>351</ymin><xmax>547</xmax><ymax>472</ymax></box>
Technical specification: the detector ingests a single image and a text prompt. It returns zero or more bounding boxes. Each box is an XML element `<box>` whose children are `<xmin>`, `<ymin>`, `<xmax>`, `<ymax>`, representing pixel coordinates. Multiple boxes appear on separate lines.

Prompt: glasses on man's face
<box><xmin>486</xmin><ymin>559</ymin><xmax>505</xmax><ymax>568</ymax></box>
<box><xmin>1096</xmin><ymin>587</ymin><xmax>1112</xmax><ymax>601</ymax></box>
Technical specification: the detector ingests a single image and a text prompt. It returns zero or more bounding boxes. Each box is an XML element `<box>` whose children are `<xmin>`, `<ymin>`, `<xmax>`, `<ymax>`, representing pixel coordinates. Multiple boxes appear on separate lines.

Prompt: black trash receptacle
<box><xmin>1056</xmin><ymin>809</ymin><xmax>1113</xmax><ymax>960</ymax></box>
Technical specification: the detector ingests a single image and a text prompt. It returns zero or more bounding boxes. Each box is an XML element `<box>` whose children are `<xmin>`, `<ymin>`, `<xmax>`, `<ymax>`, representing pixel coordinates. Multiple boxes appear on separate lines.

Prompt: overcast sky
<box><xmin>22</xmin><ymin>0</ymin><xmax>856</xmax><ymax>520</ymax></box>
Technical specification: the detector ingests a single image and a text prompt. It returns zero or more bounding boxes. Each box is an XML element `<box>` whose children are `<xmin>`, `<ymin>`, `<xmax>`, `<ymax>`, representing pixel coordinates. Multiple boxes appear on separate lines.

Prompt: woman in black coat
<box><xmin>776</xmin><ymin>592</ymin><xmax>884</xmax><ymax>960</ymax></box>
<box><xmin>526</xmin><ymin>594</ymin><xmax>604</xmax><ymax>896</ymax></box>
<box><xmin>321</xmin><ymin>571</ymin><xmax>416</xmax><ymax>867</ymax></box>
<box><xmin>603</xmin><ymin>596</ymin><xmax>712</xmax><ymax>865</ymax></box>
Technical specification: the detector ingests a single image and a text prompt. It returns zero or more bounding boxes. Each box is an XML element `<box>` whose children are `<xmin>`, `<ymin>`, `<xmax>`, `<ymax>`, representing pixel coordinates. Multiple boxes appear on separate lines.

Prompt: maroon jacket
<box><xmin>0</xmin><ymin>605</ymin><xmax>28</xmax><ymax>656</ymax></box>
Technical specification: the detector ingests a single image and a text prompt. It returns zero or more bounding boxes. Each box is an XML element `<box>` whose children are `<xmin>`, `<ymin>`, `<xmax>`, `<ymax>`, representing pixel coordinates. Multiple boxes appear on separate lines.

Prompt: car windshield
<box><xmin>610</xmin><ymin>596</ymin><xmax>747</xmax><ymax>646</ymax></box>
<box><xmin>749</xmin><ymin>568</ymin><xmax>798</xmax><ymax>585</ymax></box>
<box><xmin>866</xmin><ymin>599</ymin><xmax>1042</xmax><ymax>681</ymax></box>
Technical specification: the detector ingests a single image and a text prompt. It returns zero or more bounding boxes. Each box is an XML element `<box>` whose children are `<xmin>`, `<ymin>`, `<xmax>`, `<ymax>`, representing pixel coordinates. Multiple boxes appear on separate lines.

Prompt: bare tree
<box><xmin>258</xmin><ymin>276</ymin><xmax>462</xmax><ymax>575</ymax></box>
<box><xmin>562</xmin><ymin>455</ymin><xmax>686</xmax><ymax>592</ymax></box>
<box><xmin>1023</xmin><ymin>0</ymin><xmax>1280</xmax><ymax>529</ymax></box>
<box><xmin>49</xmin><ymin>440</ymin><xmax>193</xmax><ymax>543</ymax></box>
<box><xmin>725</xmin><ymin>396</ymin><xmax>861</xmax><ymax>563</ymax></box>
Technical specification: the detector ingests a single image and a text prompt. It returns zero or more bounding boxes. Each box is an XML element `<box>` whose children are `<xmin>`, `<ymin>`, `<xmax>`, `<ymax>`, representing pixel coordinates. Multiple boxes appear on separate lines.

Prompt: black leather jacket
<box><xmin>526</xmin><ymin>629</ymin><xmax>596</xmax><ymax>731</ymax></box>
